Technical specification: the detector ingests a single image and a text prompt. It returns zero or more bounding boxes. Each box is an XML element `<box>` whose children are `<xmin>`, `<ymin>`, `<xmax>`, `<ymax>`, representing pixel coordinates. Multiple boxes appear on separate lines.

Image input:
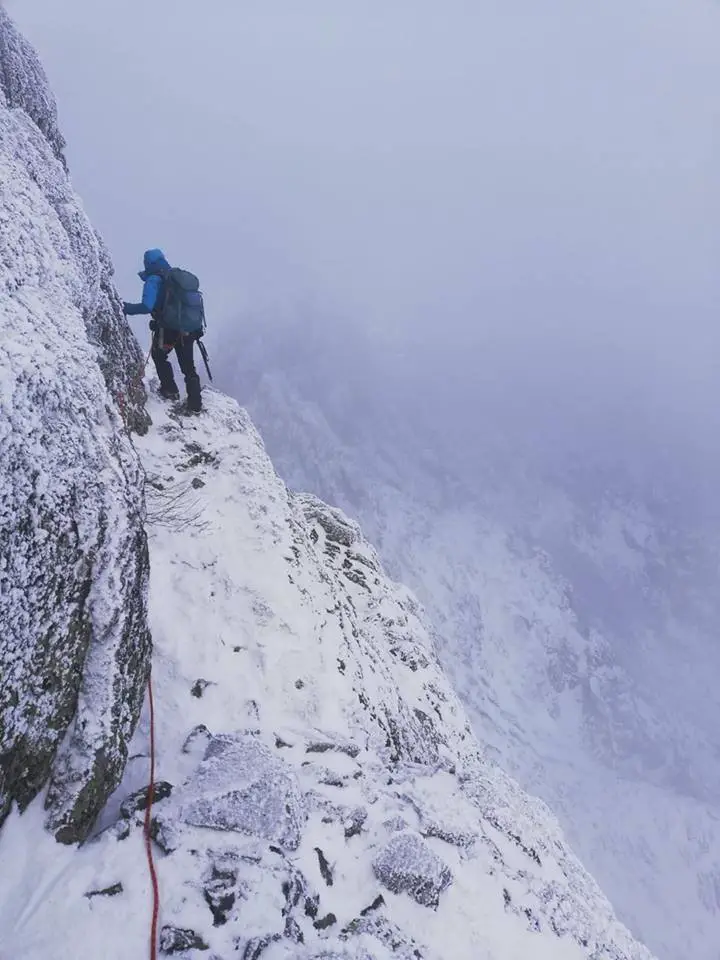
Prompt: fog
<box><xmin>9</xmin><ymin>0</ymin><xmax>720</xmax><ymax>480</ymax></box>
<box><xmin>9</xmin><ymin>7</ymin><xmax>718</xmax><ymax>307</ymax></box>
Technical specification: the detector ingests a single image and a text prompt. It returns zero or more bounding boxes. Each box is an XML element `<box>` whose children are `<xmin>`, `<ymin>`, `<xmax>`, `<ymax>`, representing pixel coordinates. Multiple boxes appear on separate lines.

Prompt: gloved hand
<box><xmin>149</xmin><ymin>319</ymin><xmax>159</xmax><ymax>332</ymax></box>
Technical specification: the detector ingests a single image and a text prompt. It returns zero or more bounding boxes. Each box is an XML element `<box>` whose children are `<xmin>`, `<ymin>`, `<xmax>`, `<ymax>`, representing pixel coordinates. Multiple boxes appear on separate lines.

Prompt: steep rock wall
<box><xmin>0</xmin><ymin>9</ymin><xmax>151</xmax><ymax>843</ymax></box>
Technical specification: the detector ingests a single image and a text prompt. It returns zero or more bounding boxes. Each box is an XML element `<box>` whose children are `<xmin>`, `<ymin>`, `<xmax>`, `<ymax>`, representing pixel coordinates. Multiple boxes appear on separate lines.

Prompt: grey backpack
<box><xmin>162</xmin><ymin>268</ymin><xmax>205</xmax><ymax>333</ymax></box>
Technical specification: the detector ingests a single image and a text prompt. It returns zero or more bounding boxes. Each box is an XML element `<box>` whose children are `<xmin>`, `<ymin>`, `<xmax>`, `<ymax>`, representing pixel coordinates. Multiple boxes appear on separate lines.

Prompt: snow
<box><xmin>0</xmin><ymin>386</ymin><xmax>655</xmax><ymax>960</ymax></box>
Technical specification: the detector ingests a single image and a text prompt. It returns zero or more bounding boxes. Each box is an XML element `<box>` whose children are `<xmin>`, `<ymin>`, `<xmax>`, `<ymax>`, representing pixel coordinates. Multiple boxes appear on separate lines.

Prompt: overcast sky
<box><xmin>8</xmin><ymin>0</ymin><xmax>720</xmax><ymax>432</ymax></box>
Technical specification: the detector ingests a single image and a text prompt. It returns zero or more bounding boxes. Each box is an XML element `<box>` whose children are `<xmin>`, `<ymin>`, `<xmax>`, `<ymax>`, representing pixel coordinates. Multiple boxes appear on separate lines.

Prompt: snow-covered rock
<box><xmin>0</xmin><ymin>9</ymin><xmax>150</xmax><ymax>843</ymax></box>
<box><xmin>373</xmin><ymin>830</ymin><xmax>453</xmax><ymax>908</ymax></box>
<box><xmin>0</xmin><ymin>389</ymin><xmax>655</xmax><ymax>960</ymax></box>
<box><xmin>178</xmin><ymin>734</ymin><xmax>306</xmax><ymax>850</ymax></box>
<box><xmin>0</xmin><ymin>6</ymin><xmax>65</xmax><ymax>164</ymax></box>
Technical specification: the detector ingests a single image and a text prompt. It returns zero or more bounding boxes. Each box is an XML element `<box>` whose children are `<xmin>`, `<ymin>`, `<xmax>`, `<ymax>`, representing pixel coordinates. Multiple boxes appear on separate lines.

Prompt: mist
<box><xmin>10</xmin><ymin>1</ymin><xmax>720</xmax><ymax>351</ymax></box>
<box><xmin>10</xmin><ymin>0</ymin><xmax>720</xmax><ymax>522</ymax></box>
<box><xmin>12</xmin><ymin>0</ymin><xmax>719</xmax><ymax>507</ymax></box>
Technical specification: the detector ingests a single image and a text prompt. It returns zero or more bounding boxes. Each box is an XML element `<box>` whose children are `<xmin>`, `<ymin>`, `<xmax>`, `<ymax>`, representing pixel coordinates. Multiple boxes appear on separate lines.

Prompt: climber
<box><xmin>123</xmin><ymin>248</ymin><xmax>204</xmax><ymax>413</ymax></box>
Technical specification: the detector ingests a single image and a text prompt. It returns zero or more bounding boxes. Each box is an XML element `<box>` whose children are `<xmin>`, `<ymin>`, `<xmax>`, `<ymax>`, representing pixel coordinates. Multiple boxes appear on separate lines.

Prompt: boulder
<box><xmin>159</xmin><ymin>926</ymin><xmax>208</xmax><ymax>954</ymax></box>
<box><xmin>180</xmin><ymin>735</ymin><xmax>305</xmax><ymax>850</ymax></box>
<box><xmin>372</xmin><ymin>830</ymin><xmax>452</xmax><ymax>908</ymax></box>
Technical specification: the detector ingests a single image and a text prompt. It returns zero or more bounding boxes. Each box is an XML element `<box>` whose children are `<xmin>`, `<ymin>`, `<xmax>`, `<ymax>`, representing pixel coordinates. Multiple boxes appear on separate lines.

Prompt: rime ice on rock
<box><xmin>341</xmin><ymin>912</ymin><xmax>428</xmax><ymax>960</ymax></box>
<box><xmin>159</xmin><ymin>925</ymin><xmax>208</xmax><ymax>955</ymax></box>
<box><xmin>297</xmin><ymin>495</ymin><xmax>367</xmax><ymax>551</ymax></box>
<box><xmin>0</xmin><ymin>7</ymin><xmax>66</xmax><ymax>163</ymax></box>
<box><xmin>373</xmin><ymin>830</ymin><xmax>453</xmax><ymax>908</ymax></box>
<box><xmin>180</xmin><ymin>735</ymin><xmax>305</xmax><ymax>850</ymax></box>
<box><xmin>306</xmin><ymin>735</ymin><xmax>361</xmax><ymax>759</ymax></box>
<box><xmin>0</xmin><ymin>9</ymin><xmax>150</xmax><ymax>843</ymax></box>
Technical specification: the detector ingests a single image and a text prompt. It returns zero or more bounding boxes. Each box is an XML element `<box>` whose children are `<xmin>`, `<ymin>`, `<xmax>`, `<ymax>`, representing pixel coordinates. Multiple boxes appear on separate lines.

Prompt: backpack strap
<box><xmin>164</xmin><ymin>268</ymin><xmax>187</xmax><ymax>332</ymax></box>
<box><xmin>160</xmin><ymin>268</ymin><xmax>171</xmax><ymax>316</ymax></box>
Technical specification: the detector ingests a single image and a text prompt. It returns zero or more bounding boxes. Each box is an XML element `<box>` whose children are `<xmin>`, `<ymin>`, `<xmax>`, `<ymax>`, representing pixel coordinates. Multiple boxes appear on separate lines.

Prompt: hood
<box><xmin>138</xmin><ymin>248</ymin><xmax>170</xmax><ymax>280</ymax></box>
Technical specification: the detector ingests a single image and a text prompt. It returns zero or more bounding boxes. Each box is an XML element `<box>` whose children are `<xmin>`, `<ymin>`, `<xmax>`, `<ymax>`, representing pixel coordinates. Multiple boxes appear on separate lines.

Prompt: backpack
<box><xmin>161</xmin><ymin>268</ymin><xmax>205</xmax><ymax>334</ymax></box>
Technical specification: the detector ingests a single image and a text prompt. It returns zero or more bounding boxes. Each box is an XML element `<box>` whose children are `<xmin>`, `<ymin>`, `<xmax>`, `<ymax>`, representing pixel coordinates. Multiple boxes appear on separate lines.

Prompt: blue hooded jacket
<box><xmin>123</xmin><ymin>249</ymin><xmax>171</xmax><ymax>316</ymax></box>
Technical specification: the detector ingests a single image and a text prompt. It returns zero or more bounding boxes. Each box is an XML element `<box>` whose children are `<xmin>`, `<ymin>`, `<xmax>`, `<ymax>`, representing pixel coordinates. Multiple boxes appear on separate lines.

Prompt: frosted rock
<box><xmin>383</xmin><ymin>816</ymin><xmax>410</xmax><ymax>834</ymax></box>
<box><xmin>306</xmin><ymin>736</ymin><xmax>361</xmax><ymax>759</ymax></box>
<box><xmin>0</xmin><ymin>9</ymin><xmax>150</xmax><ymax>844</ymax></box>
<box><xmin>203</xmin><ymin>856</ymin><xmax>241</xmax><ymax>927</ymax></box>
<box><xmin>308</xmin><ymin>954</ymin><xmax>378</xmax><ymax>960</ymax></box>
<box><xmin>342</xmin><ymin>911</ymin><xmax>427</xmax><ymax>960</ymax></box>
<box><xmin>180</xmin><ymin>735</ymin><xmax>305</xmax><ymax>850</ymax></box>
<box><xmin>298</xmin><ymin>495</ymin><xmax>362</xmax><ymax>548</ymax></box>
<box><xmin>421</xmin><ymin>818</ymin><xmax>475</xmax><ymax>848</ymax></box>
<box><xmin>183</xmin><ymin>724</ymin><xmax>213</xmax><ymax>755</ymax></box>
<box><xmin>238</xmin><ymin>933</ymin><xmax>281</xmax><ymax>959</ymax></box>
<box><xmin>120</xmin><ymin>781</ymin><xmax>173</xmax><ymax>819</ymax></box>
<box><xmin>0</xmin><ymin>8</ymin><xmax>66</xmax><ymax>162</ymax></box>
<box><xmin>372</xmin><ymin>830</ymin><xmax>452</xmax><ymax>908</ymax></box>
<box><xmin>343</xmin><ymin>806</ymin><xmax>368</xmax><ymax>839</ymax></box>
<box><xmin>159</xmin><ymin>925</ymin><xmax>208</xmax><ymax>954</ymax></box>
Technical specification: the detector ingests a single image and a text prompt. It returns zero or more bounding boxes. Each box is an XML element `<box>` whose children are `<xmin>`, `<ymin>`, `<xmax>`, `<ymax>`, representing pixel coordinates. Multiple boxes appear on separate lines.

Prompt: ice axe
<box><xmin>197</xmin><ymin>338</ymin><xmax>213</xmax><ymax>382</ymax></box>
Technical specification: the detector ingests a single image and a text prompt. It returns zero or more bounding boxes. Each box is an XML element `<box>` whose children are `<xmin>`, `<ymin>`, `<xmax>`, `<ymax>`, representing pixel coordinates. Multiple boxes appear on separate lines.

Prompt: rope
<box><xmin>141</xmin><ymin>345</ymin><xmax>161</xmax><ymax>959</ymax></box>
<box><xmin>143</xmin><ymin>673</ymin><xmax>160</xmax><ymax>960</ymax></box>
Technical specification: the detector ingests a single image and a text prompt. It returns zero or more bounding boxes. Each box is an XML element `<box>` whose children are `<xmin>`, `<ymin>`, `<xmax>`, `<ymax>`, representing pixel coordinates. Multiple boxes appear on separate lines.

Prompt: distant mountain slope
<box><xmin>215</xmin><ymin>318</ymin><xmax>720</xmax><ymax>960</ymax></box>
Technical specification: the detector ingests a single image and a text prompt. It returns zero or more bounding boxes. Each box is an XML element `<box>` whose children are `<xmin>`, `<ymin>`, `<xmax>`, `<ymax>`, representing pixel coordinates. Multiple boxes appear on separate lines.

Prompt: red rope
<box><xmin>143</xmin><ymin>674</ymin><xmax>160</xmax><ymax>960</ymax></box>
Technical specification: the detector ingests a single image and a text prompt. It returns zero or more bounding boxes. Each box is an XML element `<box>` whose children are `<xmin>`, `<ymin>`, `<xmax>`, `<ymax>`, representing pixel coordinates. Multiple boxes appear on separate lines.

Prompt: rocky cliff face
<box><xmin>0</xmin><ymin>8</ymin><xmax>151</xmax><ymax>844</ymax></box>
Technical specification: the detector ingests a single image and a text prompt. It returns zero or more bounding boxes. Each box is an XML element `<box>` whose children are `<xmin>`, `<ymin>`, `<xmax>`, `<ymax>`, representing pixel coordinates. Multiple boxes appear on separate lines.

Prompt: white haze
<box><xmin>12</xmin><ymin>0</ymin><xmax>720</xmax><ymax>484</ymax></box>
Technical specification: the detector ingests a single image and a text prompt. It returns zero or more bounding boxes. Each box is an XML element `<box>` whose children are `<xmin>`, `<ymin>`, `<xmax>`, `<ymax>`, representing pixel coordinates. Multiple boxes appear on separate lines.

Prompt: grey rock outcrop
<box><xmin>0</xmin><ymin>10</ymin><xmax>151</xmax><ymax>843</ymax></box>
<box><xmin>0</xmin><ymin>7</ymin><xmax>66</xmax><ymax>163</ymax></box>
<box><xmin>179</xmin><ymin>735</ymin><xmax>306</xmax><ymax>850</ymax></box>
<box><xmin>373</xmin><ymin>830</ymin><xmax>453</xmax><ymax>908</ymax></box>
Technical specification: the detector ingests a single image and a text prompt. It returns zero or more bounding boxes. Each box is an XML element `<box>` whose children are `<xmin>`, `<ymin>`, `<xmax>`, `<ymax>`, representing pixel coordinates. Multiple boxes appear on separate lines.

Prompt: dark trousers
<box><xmin>152</xmin><ymin>329</ymin><xmax>202</xmax><ymax>410</ymax></box>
